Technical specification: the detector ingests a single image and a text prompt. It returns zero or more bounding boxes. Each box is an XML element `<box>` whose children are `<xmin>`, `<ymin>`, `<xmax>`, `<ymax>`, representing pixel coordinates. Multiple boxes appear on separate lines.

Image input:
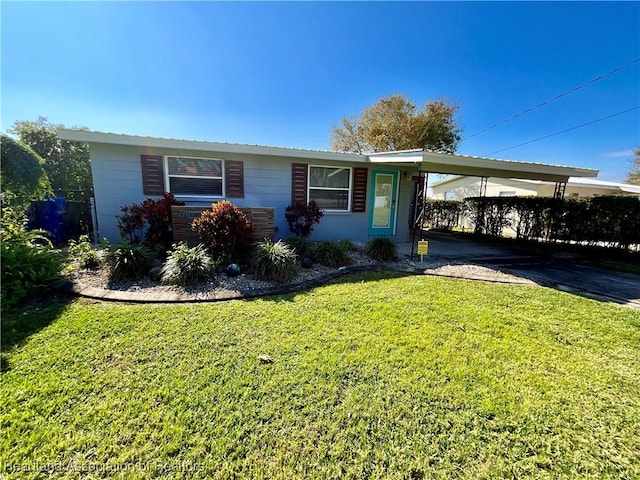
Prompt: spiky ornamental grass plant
<box><xmin>160</xmin><ymin>243</ymin><xmax>213</xmax><ymax>286</ymax></box>
<box><xmin>284</xmin><ymin>236</ymin><xmax>313</xmax><ymax>258</ymax></box>
<box><xmin>254</xmin><ymin>239</ymin><xmax>297</xmax><ymax>283</ymax></box>
<box><xmin>107</xmin><ymin>240</ymin><xmax>152</xmax><ymax>281</ymax></box>
<box><xmin>337</xmin><ymin>239</ymin><xmax>357</xmax><ymax>252</ymax></box>
<box><xmin>365</xmin><ymin>237</ymin><xmax>398</xmax><ymax>262</ymax></box>
<box><xmin>313</xmin><ymin>240</ymin><xmax>350</xmax><ymax>268</ymax></box>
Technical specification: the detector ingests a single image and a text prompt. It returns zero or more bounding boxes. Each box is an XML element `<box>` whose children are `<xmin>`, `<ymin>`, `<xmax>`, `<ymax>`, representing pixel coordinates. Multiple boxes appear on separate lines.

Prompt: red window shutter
<box><xmin>225</xmin><ymin>160</ymin><xmax>244</xmax><ymax>198</ymax></box>
<box><xmin>352</xmin><ymin>167</ymin><xmax>368</xmax><ymax>212</ymax></box>
<box><xmin>291</xmin><ymin>163</ymin><xmax>308</xmax><ymax>204</ymax></box>
<box><xmin>141</xmin><ymin>155</ymin><xmax>165</xmax><ymax>195</ymax></box>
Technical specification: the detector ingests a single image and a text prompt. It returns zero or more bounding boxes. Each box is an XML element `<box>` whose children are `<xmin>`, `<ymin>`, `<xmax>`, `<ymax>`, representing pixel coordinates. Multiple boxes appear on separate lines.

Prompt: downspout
<box><xmin>90</xmin><ymin>196</ymin><xmax>100</xmax><ymax>244</ymax></box>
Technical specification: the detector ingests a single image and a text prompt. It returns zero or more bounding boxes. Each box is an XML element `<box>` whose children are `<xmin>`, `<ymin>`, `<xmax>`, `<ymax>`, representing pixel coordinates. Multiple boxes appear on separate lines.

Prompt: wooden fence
<box><xmin>171</xmin><ymin>205</ymin><xmax>275</xmax><ymax>245</ymax></box>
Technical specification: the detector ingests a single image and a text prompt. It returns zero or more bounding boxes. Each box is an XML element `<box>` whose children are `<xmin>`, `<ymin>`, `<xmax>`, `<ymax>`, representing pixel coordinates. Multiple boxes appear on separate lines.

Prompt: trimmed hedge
<box><xmin>423</xmin><ymin>200</ymin><xmax>463</xmax><ymax>230</ymax></box>
<box><xmin>425</xmin><ymin>196</ymin><xmax>640</xmax><ymax>251</ymax></box>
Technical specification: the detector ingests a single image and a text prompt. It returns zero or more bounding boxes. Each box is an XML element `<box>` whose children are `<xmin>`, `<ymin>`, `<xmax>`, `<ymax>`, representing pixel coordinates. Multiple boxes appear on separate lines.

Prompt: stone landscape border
<box><xmin>53</xmin><ymin>264</ymin><xmax>535</xmax><ymax>304</ymax></box>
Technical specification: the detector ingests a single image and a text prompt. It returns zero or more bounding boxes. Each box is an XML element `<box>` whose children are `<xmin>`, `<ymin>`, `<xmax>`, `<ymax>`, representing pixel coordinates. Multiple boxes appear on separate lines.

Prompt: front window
<box><xmin>165</xmin><ymin>156</ymin><xmax>223</xmax><ymax>197</ymax></box>
<box><xmin>308</xmin><ymin>166</ymin><xmax>352</xmax><ymax>211</ymax></box>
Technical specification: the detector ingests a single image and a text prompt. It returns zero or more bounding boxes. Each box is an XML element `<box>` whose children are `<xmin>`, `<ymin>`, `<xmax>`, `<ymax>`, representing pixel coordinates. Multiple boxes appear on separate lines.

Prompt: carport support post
<box><xmin>410</xmin><ymin>170</ymin><xmax>428</xmax><ymax>259</ymax></box>
<box><xmin>553</xmin><ymin>181</ymin><xmax>567</xmax><ymax>199</ymax></box>
<box><xmin>474</xmin><ymin>176</ymin><xmax>489</xmax><ymax>235</ymax></box>
<box><xmin>548</xmin><ymin>181</ymin><xmax>567</xmax><ymax>242</ymax></box>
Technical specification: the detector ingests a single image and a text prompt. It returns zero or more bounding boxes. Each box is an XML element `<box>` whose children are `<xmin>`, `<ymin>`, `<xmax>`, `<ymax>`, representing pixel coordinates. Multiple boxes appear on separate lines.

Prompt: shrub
<box><xmin>285</xmin><ymin>235</ymin><xmax>313</xmax><ymax>258</ymax></box>
<box><xmin>141</xmin><ymin>193</ymin><xmax>184</xmax><ymax>250</ymax></box>
<box><xmin>1</xmin><ymin>207</ymin><xmax>62</xmax><ymax>308</ymax></box>
<box><xmin>0</xmin><ymin>134</ymin><xmax>51</xmax><ymax>210</ymax></box>
<box><xmin>191</xmin><ymin>201</ymin><xmax>252</xmax><ymax>260</ymax></box>
<box><xmin>285</xmin><ymin>201</ymin><xmax>324</xmax><ymax>237</ymax></box>
<box><xmin>366</xmin><ymin>237</ymin><xmax>398</xmax><ymax>262</ymax></box>
<box><xmin>254</xmin><ymin>240</ymin><xmax>297</xmax><ymax>283</ymax></box>
<box><xmin>116</xmin><ymin>193</ymin><xmax>184</xmax><ymax>249</ymax></box>
<box><xmin>117</xmin><ymin>203</ymin><xmax>145</xmax><ymax>243</ymax></box>
<box><xmin>462</xmin><ymin>195</ymin><xmax>640</xmax><ymax>250</ymax></box>
<box><xmin>313</xmin><ymin>240</ymin><xmax>350</xmax><ymax>268</ymax></box>
<box><xmin>338</xmin><ymin>239</ymin><xmax>357</xmax><ymax>252</ymax></box>
<box><xmin>160</xmin><ymin>243</ymin><xmax>213</xmax><ymax>286</ymax></box>
<box><xmin>424</xmin><ymin>200</ymin><xmax>463</xmax><ymax>231</ymax></box>
<box><xmin>67</xmin><ymin>234</ymin><xmax>100</xmax><ymax>270</ymax></box>
<box><xmin>107</xmin><ymin>240</ymin><xmax>152</xmax><ymax>281</ymax></box>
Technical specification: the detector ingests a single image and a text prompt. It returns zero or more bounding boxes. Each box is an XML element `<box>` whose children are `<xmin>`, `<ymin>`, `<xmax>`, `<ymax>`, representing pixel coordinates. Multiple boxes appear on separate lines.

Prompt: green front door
<box><xmin>368</xmin><ymin>170</ymin><xmax>399</xmax><ymax>237</ymax></box>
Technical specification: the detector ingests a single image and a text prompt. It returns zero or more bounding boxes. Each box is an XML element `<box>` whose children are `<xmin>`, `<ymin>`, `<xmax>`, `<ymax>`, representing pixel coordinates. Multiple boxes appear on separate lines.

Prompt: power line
<box><xmin>465</xmin><ymin>57</ymin><xmax>640</xmax><ymax>140</ymax></box>
<box><xmin>483</xmin><ymin>105</ymin><xmax>640</xmax><ymax>157</ymax></box>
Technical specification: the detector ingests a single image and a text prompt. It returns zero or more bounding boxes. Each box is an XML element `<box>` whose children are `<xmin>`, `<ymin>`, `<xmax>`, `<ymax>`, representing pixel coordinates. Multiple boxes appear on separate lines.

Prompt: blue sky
<box><xmin>2</xmin><ymin>1</ymin><xmax>639</xmax><ymax>181</ymax></box>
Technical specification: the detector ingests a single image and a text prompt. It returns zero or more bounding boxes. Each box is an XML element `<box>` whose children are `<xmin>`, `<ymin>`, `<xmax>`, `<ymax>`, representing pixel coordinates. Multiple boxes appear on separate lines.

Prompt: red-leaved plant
<box><xmin>117</xmin><ymin>204</ymin><xmax>145</xmax><ymax>243</ymax></box>
<box><xmin>285</xmin><ymin>200</ymin><xmax>323</xmax><ymax>237</ymax></box>
<box><xmin>141</xmin><ymin>193</ymin><xmax>184</xmax><ymax>250</ymax></box>
<box><xmin>191</xmin><ymin>200</ymin><xmax>252</xmax><ymax>260</ymax></box>
<box><xmin>116</xmin><ymin>193</ymin><xmax>184</xmax><ymax>250</ymax></box>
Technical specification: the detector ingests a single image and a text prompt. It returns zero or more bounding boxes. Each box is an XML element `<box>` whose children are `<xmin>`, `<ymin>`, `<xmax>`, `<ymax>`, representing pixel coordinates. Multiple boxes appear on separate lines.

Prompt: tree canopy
<box><xmin>1</xmin><ymin>134</ymin><xmax>51</xmax><ymax>209</ymax></box>
<box><xmin>626</xmin><ymin>147</ymin><xmax>640</xmax><ymax>186</ymax></box>
<box><xmin>10</xmin><ymin>117</ymin><xmax>92</xmax><ymax>196</ymax></box>
<box><xmin>330</xmin><ymin>94</ymin><xmax>462</xmax><ymax>154</ymax></box>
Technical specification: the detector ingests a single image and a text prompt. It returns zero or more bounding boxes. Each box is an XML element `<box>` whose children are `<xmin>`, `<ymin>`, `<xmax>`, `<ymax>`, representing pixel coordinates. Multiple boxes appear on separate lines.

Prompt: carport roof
<box><xmin>369</xmin><ymin>149</ymin><xmax>598</xmax><ymax>183</ymax></box>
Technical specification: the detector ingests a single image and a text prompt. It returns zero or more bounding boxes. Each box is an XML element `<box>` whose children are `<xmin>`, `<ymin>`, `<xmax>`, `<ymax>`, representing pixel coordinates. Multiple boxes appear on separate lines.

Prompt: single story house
<box><xmin>57</xmin><ymin>130</ymin><xmax>598</xmax><ymax>243</ymax></box>
<box><xmin>432</xmin><ymin>175</ymin><xmax>640</xmax><ymax>201</ymax></box>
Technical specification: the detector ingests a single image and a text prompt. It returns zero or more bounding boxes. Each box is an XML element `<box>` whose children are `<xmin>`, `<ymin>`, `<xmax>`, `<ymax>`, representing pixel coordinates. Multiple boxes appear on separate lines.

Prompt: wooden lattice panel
<box><xmin>171</xmin><ymin>205</ymin><xmax>275</xmax><ymax>246</ymax></box>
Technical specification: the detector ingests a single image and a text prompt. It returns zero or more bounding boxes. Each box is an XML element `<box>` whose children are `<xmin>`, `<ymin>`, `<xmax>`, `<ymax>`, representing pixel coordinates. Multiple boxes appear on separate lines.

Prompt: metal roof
<box><xmin>57</xmin><ymin>129</ymin><xmax>368</xmax><ymax>163</ymax></box>
<box><xmin>58</xmin><ymin>129</ymin><xmax>598</xmax><ymax>182</ymax></box>
<box><xmin>369</xmin><ymin>150</ymin><xmax>598</xmax><ymax>182</ymax></box>
<box><xmin>432</xmin><ymin>175</ymin><xmax>640</xmax><ymax>194</ymax></box>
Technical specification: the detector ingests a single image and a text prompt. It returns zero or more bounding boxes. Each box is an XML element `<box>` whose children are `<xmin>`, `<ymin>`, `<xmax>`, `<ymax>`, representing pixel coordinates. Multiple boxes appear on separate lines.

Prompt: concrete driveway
<box><xmin>398</xmin><ymin>231</ymin><xmax>640</xmax><ymax>310</ymax></box>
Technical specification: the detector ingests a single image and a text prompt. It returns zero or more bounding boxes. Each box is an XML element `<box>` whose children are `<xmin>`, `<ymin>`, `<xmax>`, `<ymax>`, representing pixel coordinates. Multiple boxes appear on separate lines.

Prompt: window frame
<box><xmin>164</xmin><ymin>155</ymin><xmax>225</xmax><ymax>199</ymax></box>
<box><xmin>307</xmin><ymin>165</ymin><xmax>353</xmax><ymax>212</ymax></box>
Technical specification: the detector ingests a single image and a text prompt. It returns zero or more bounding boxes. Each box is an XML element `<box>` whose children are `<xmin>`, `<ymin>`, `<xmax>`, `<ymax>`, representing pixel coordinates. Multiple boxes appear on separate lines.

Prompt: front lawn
<box><xmin>2</xmin><ymin>273</ymin><xmax>639</xmax><ymax>479</ymax></box>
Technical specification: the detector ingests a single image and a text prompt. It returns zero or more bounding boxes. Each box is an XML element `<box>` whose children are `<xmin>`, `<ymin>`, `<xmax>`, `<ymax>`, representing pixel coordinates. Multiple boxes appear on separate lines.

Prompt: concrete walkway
<box><xmin>397</xmin><ymin>230</ymin><xmax>537</xmax><ymax>263</ymax></box>
<box><xmin>398</xmin><ymin>231</ymin><xmax>640</xmax><ymax>310</ymax></box>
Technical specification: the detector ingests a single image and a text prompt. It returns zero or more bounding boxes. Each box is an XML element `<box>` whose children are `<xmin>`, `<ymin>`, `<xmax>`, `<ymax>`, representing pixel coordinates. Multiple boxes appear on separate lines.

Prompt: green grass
<box><xmin>2</xmin><ymin>273</ymin><xmax>639</xmax><ymax>479</ymax></box>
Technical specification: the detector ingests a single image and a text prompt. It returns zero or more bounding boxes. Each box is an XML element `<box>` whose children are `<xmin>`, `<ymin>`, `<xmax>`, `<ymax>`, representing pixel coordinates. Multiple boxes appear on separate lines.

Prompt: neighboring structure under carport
<box><xmin>431</xmin><ymin>175</ymin><xmax>640</xmax><ymax>200</ymax></box>
<box><xmin>368</xmin><ymin>149</ymin><xmax>599</xmax><ymax>255</ymax></box>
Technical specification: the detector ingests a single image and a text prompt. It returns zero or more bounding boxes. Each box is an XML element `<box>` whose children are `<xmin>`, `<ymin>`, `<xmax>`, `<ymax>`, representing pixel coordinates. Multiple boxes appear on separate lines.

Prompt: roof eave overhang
<box><xmin>57</xmin><ymin>129</ymin><xmax>368</xmax><ymax>163</ymax></box>
<box><xmin>58</xmin><ymin>129</ymin><xmax>600</xmax><ymax>182</ymax></box>
<box><xmin>369</xmin><ymin>150</ymin><xmax>598</xmax><ymax>183</ymax></box>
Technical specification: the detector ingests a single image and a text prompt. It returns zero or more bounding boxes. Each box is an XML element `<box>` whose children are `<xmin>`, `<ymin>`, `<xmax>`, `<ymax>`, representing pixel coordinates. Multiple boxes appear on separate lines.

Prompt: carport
<box><xmin>368</xmin><ymin>149</ymin><xmax>599</xmax><ymax>256</ymax></box>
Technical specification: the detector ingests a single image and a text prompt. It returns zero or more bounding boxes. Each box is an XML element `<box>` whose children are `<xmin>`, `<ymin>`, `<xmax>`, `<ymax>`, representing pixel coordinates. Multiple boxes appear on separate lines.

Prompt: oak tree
<box><xmin>10</xmin><ymin>117</ymin><xmax>92</xmax><ymax>196</ymax></box>
<box><xmin>626</xmin><ymin>147</ymin><xmax>640</xmax><ymax>185</ymax></box>
<box><xmin>331</xmin><ymin>94</ymin><xmax>461</xmax><ymax>154</ymax></box>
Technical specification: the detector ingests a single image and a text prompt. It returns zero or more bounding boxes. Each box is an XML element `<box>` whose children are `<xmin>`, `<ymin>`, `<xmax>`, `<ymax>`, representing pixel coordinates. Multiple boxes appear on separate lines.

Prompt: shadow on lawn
<box><xmin>253</xmin><ymin>269</ymin><xmax>414</xmax><ymax>303</ymax></box>
<box><xmin>1</xmin><ymin>291</ymin><xmax>73</xmax><ymax>372</ymax></box>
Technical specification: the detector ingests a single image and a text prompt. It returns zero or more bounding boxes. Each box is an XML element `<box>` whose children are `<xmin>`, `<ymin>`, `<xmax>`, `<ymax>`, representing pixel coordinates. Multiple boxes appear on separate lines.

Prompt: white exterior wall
<box><xmin>537</xmin><ymin>184</ymin><xmax>624</xmax><ymax>198</ymax></box>
<box><xmin>431</xmin><ymin>177</ymin><xmax>538</xmax><ymax>200</ymax></box>
<box><xmin>89</xmin><ymin>143</ymin><xmax>414</xmax><ymax>243</ymax></box>
<box><xmin>432</xmin><ymin>176</ymin><xmax>635</xmax><ymax>200</ymax></box>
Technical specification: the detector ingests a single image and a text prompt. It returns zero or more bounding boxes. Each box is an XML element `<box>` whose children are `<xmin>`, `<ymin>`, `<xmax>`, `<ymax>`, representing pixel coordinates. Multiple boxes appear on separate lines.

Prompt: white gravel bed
<box><xmin>68</xmin><ymin>247</ymin><xmax>531</xmax><ymax>299</ymax></box>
